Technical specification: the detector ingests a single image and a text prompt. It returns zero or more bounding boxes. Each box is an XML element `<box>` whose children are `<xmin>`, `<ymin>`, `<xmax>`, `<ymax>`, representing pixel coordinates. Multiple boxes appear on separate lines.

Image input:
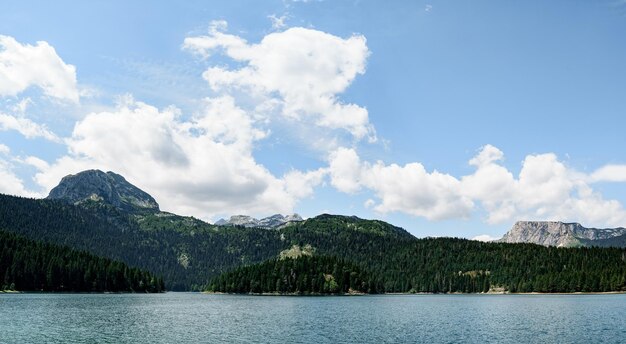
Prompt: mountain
<box><xmin>47</xmin><ymin>169</ymin><xmax>159</xmax><ymax>213</ymax></box>
<box><xmin>2</xmin><ymin>169</ymin><xmax>626</xmax><ymax>293</ymax></box>
<box><xmin>0</xmin><ymin>192</ymin><xmax>409</xmax><ymax>290</ymax></box>
<box><xmin>226</xmin><ymin>215</ymin><xmax>259</xmax><ymax>227</ymax></box>
<box><xmin>0</xmin><ymin>193</ymin><xmax>286</xmax><ymax>290</ymax></box>
<box><xmin>215</xmin><ymin>213</ymin><xmax>304</xmax><ymax>229</ymax></box>
<box><xmin>214</xmin><ymin>218</ymin><xmax>229</xmax><ymax>226</ymax></box>
<box><xmin>499</xmin><ymin>221</ymin><xmax>626</xmax><ymax>247</ymax></box>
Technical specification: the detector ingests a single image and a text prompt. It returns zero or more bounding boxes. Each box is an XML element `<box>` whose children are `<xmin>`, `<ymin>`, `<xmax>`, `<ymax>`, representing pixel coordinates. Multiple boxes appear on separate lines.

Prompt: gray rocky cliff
<box><xmin>47</xmin><ymin>170</ymin><xmax>159</xmax><ymax>213</ymax></box>
<box><xmin>499</xmin><ymin>221</ymin><xmax>626</xmax><ymax>247</ymax></box>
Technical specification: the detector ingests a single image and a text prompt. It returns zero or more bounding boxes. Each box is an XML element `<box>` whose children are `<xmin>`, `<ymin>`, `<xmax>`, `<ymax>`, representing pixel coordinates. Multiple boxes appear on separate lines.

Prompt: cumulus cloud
<box><xmin>0</xmin><ymin>35</ymin><xmax>79</xmax><ymax>102</ymax></box>
<box><xmin>328</xmin><ymin>144</ymin><xmax>626</xmax><ymax>227</ymax></box>
<box><xmin>33</xmin><ymin>96</ymin><xmax>324</xmax><ymax>218</ymax></box>
<box><xmin>6</xmin><ymin>28</ymin><xmax>625</xmax><ymax>230</ymax></box>
<box><xmin>328</xmin><ymin>147</ymin><xmax>473</xmax><ymax>221</ymax></box>
<box><xmin>0</xmin><ymin>112</ymin><xmax>61</xmax><ymax>142</ymax></box>
<box><xmin>183</xmin><ymin>22</ymin><xmax>375</xmax><ymax>141</ymax></box>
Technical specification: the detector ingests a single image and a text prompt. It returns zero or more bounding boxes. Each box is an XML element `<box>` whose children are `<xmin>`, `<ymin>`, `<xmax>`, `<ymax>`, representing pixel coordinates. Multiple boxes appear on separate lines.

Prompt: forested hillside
<box><xmin>0</xmin><ymin>194</ymin><xmax>283</xmax><ymax>290</ymax></box>
<box><xmin>0</xmin><ymin>230</ymin><xmax>163</xmax><ymax>292</ymax></box>
<box><xmin>207</xmin><ymin>255</ymin><xmax>374</xmax><ymax>294</ymax></box>
<box><xmin>0</xmin><ymin>195</ymin><xmax>418</xmax><ymax>290</ymax></box>
<box><xmin>3</xmin><ymin>192</ymin><xmax>626</xmax><ymax>294</ymax></box>
<box><xmin>209</xmin><ymin>238</ymin><xmax>626</xmax><ymax>294</ymax></box>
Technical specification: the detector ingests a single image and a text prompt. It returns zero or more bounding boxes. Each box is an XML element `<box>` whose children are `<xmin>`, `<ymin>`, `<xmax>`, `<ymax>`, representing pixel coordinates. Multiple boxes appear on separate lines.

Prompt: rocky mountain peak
<box><xmin>215</xmin><ymin>213</ymin><xmax>303</xmax><ymax>229</ymax></box>
<box><xmin>499</xmin><ymin>221</ymin><xmax>626</xmax><ymax>247</ymax></box>
<box><xmin>228</xmin><ymin>215</ymin><xmax>259</xmax><ymax>227</ymax></box>
<box><xmin>47</xmin><ymin>169</ymin><xmax>159</xmax><ymax>213</ymax></box>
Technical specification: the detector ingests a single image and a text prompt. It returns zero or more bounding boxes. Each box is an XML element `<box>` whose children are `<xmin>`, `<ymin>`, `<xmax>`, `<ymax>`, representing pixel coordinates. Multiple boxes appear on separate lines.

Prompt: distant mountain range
<box><xmin>215</xmin><ymin>214</ymin><xmax>303</xmax><ymax>229</ymax></box>
<box><xmin>1</xmin><ymin>169</ymin><xmax>626</xmax><ymax>293</ymax></box>
<box><xmin>499</xmin><ymin>221</ymin><xmax>626</xmax><ymax>248</ymax></box>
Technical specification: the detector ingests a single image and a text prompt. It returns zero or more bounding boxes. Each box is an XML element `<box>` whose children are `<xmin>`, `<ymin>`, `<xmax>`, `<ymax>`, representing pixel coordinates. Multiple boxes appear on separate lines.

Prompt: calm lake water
<box><xmin>1</xmin><ymin>293</ymin><xmax>625</xmax><ymax>343</ymax></box>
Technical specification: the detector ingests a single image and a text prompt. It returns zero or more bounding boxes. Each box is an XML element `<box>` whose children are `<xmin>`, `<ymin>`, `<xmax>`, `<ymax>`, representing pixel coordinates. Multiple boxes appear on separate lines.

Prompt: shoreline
<box><xmin>4</xmin><ymin>290</ymin><xmax>624</xmax><ymax>295</ymax></box>
<box><xmin>504</xmin><ymin>291</ymin><xmax>626</xmax><ymax>295</ymax></box>
<box><xmin>202</xmin><ymin>290</ymin><xmax>626</xmax><ymax>296</ymax></box>
<box><xmin>0</xmin><ymin>290</ymin><xmax>165</xmax><ymax>294</ymax></box>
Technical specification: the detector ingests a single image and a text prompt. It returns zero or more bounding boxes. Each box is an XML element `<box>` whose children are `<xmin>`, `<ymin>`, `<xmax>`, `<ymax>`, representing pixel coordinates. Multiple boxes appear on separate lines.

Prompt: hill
<box><xmin>207</xmin><ymin>255</ymin><xmax>374</xmax><ymax>294</ymax></box>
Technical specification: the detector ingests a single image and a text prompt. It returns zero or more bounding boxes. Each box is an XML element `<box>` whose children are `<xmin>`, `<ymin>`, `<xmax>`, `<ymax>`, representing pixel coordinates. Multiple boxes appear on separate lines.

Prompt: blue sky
<box><xmin>1</xmin><ymin>0</ymin><xmax>626</xmax><ymax>239</ymax></box>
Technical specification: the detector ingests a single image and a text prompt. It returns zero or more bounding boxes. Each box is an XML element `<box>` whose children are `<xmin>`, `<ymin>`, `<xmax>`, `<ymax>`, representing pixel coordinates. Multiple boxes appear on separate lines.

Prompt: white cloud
<box><xmin>33</xmin><ymin>96</ymin><xmax>324</xmax><ymax>219</ymax></box>
<box><xmin>23</xmin><ymin>156</ymin><xmax>49</xmax><ymax>171</ymax></box>
<box><xmin>0</xmin><ymin>144</ymin><xmax>9</xmax><ymax>155</ymax></box>
<box><xmin>468</xmin><ymin>144</ymin><xmax>504</xmax><ymax>167</ymax></box>
<box><xmin>0</xmin><ymin>145</ymin><xmax>41</xmax><ymax>197</ymax></box>
<box><xmin>283</xmin><ymin>168</ymin><xmax>327</xmax><ymax>199</ymax></box>
<box><xmin>328</xmin><ymin>147</ymin><xmax>474</xmax><ymax>221</ymax></box>
<box><xmin>472</xmin><ymin>234</ymin><xmax>498</xmax><ymax>242</ymax></box>
<box><xmin>590</xmin><ymin>165</ymin><xmax>626</xmax><ymax>182</ymax></box>
<box><xmin>268</xmin><ymin>14</ymin><xmax>288</xmax><ymax>30</ymax></box>
<box><xmin>10</xmin><ymin>97</ymin><xmax>32</xmax><ymax>114</ymax></box>
<box><xmin>364</xmin><ymin>161</ymin><xmax>474</xmax><ymax>220</ymax></box>
<box><xmin>328</xmin><ymin>147</ymin><xmax>363</xmax><ymax>193</ymax></box>
<box><xmin>0</xmin><ymin>35</ymin><xmax>79</xmax><ymax>102</ymax></box>
<box><xmin>183</xmin><ymin>23</ymin><xmax>375</xmax><ymax>141</ymax></box>
<box><xmin>0</xmin><ymin>112</ymin><xmax>61</xmax><ymax>142</ymax></box>
<box><xmin>328</xmin><ymin>145</ymin><xmax>626</xmax><ymax>227</ymax></box>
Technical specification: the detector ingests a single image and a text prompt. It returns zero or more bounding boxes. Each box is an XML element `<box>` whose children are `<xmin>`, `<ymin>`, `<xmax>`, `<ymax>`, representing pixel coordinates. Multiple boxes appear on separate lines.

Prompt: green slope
<box><xmin>0</xmin><ymin>230</ymin><xmax>163</xmax><ymax>292</ymax></box>
<box><xmin>0</xmin><ymin>194</ymin><xmax>413</xmax><ymax>290</ymax></box>
<box><xmin>0</xmin><ymin>194</ymin><xmax>284</xmax><ymax>290</ymax></box>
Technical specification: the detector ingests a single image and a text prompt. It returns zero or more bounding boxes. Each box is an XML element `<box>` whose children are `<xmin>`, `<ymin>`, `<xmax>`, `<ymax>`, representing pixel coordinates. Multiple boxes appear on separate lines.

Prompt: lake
<box><xmin>1</xmin><ymin>293</ymin><xmax>625</xmax><ymax>343</ymax></box>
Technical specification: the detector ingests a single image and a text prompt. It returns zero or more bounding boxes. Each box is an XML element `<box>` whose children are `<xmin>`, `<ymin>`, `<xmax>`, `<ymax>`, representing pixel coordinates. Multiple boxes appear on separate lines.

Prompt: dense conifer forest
<box><xmin>207</xmin><ymin>256</ymin><xmax>373</xmax><ymax>294</ymax></box>
<box><xmin>207</xmin><ymin>239</ymin><xmax>626</xmax><ymax>294</ymax></box>
<box><xmin>208</xmin><ymin>229</ymin><xmax>626</xmax><ymax>294</ymax></box>
<box><xmin>2</xmin><ymin>194</ymin><xmax>626</xmax><ymax>293</ymax></box>
<box><xmin>0</xmin><ymin>230</ymin><xmax>163</xmax><ymax>292</ymax></box>
<box><xmin>0</xmin><ymin>194</ymin><xmax>283</xmax><ymax>290</ymax></box>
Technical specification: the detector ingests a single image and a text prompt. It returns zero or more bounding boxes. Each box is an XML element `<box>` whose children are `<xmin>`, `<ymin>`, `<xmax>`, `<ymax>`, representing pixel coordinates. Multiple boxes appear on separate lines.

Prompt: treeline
<box><xmin>207</xmin><ymin>255</ymin><xmax>374</xmax><ymax>294</ymax></box>
<box><xmin>0</xmin><ymin>230</ymin><xmax>164</xmax><ymax>292</ymax></box>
